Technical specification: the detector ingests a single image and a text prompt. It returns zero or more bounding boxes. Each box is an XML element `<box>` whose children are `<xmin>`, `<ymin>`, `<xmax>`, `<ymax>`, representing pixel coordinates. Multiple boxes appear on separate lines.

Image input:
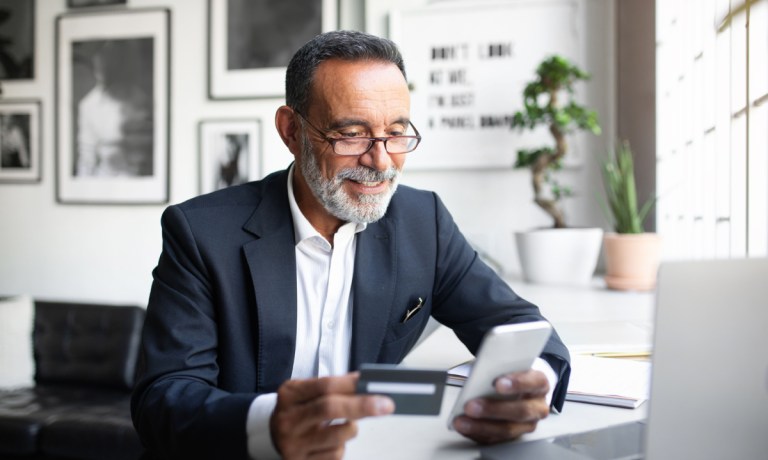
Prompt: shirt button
<box><xmin>326</xmin><ymin>321</ymin><xmax>334</xmax><ymax>329</ymax></box>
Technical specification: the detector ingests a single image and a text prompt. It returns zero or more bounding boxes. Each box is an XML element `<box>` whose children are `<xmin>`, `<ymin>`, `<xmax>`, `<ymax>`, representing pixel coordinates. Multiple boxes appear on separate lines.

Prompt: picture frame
<box><xmin>0</xmin><ymin>0</ymin><xmax>35</xmax><ymax>80</ymax></box>
<box><xmin>207</xmin><ymin>0</ymin><xmax>338</xmax><ymax>99</ymax></box>
<box><xmin>0</xmin><ymin>99</ymin><xmax>41</xmax><ymax>183</ymax></box>
<box><xmin>198</xmin><ymin>119</ymin><xmax>262</xmax><ymax>194</ymax></box>
<box><xmin>67</xmin><ymin>0</ymin><xmax>127</xmax><ymax>8</ymax></box>
<box><xmin>389</xmin><ymin>0</ymin><xmax>584</xmax><ymax>170</ymax></box>
<box><xmin>55</xmin><ymin>8</ymin><xmax>170</xmax><ymax>204</ymax></box>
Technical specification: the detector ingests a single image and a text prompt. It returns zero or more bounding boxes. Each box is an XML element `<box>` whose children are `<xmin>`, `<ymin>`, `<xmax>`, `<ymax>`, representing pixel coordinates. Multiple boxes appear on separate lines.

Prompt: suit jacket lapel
<box><xmin>350</xmin><ymin>217</ymin><xmax>397</xmax><ymax>369</ymax></box>
<box><xmin>242</xmin><ymin>171</ymin><xmax>298</xmax><ymax>393</ymax></box>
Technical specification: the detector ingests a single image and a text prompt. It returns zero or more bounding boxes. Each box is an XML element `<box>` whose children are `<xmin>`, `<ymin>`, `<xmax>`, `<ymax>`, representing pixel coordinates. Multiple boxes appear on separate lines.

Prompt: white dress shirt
<box><xmin>247</xmin><ymin>166</ymin><xmax>364</xmax><ymax>459</ymax></box>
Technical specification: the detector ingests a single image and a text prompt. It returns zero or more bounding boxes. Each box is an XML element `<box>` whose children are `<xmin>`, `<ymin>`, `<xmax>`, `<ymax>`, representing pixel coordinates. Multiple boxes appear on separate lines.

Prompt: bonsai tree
<box><xmin>600</xmin><ymin>141</ymin><xmax>655</xmax><ymax>234</ymax></box>
<box><xmin>511</xmin><ymin>55</ymin><xmax>601</xmax><ymax>228</ymax></box>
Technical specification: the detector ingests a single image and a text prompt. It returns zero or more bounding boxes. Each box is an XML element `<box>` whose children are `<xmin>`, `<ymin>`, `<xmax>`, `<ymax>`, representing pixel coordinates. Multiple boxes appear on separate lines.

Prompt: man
<box><xmin>131</xmin><ymin>30</ymin><xmax>570</xmax><ymax>459</ymax></box>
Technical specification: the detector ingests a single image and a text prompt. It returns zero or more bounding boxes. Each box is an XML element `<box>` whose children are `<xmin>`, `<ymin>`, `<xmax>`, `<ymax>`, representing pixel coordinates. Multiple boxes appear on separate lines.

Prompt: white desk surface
<box><xmin>347</xmin><ymin>279</ymin><xmax>655</xmax><ymax>459</ymax></box>
<box><xmin>347</xmin><ymin>386</ymin><xmax>647</xmax><ymax>459</ymax></box>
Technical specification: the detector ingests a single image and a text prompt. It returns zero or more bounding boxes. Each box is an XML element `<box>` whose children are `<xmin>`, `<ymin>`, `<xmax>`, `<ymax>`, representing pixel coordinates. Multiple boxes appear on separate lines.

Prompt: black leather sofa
<box><xmin>0</xmin><ymin>301</ymin><xmax>145</xmax><ymax>460</ymax></box>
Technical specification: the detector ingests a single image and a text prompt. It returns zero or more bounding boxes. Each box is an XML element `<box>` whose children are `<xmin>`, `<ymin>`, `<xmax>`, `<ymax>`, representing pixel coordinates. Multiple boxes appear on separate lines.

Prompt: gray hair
<box><xmin>285</xmin><ymin>30</ymin><xmax>406</xmax><ymax>114</ymax></box>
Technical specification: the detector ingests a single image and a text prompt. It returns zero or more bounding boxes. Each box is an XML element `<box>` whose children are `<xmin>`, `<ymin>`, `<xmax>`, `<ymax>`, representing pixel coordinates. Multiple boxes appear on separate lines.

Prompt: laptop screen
<box><xmin>644</xmin><ymin>258</ymin><xmax>768</xmax><ymax>459</ymax></box>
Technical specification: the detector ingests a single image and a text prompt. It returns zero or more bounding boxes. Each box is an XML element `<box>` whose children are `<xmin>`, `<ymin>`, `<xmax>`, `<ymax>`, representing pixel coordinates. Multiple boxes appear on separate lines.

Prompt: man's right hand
<box><xmin>270</xmin><ymin>372</ymin><xmax>395</xmax><ymax>459</ymax></box>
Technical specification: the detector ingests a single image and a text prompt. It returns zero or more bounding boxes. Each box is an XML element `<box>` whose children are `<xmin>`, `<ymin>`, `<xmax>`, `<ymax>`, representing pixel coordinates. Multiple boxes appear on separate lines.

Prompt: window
<box><xmin>656</xmin><ymin>0</ymin><xmax>767</xmax><ymax>258</ymax></box>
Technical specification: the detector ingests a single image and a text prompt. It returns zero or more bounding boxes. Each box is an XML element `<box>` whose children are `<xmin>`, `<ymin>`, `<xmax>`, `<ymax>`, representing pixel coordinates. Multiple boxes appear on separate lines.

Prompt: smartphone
<box><xmin>447</xmin><ymin>320</ymin><xmax>552</xmax><ymax>428</ymax></box>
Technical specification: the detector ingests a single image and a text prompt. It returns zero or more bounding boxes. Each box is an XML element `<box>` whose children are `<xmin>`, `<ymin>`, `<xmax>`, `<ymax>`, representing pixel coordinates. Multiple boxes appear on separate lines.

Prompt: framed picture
<box><xmin>67</xmin><ymin>0</ymin><xmax>127</xmax><ymax>8</ymax></box>
<box><xmin>208</xmin><ymin>0</ymin><xmax>338</xmax><ymax>99</ymax></box>
<box><xmin>390</xmin><ymin>1</ymin><xmax>584</xmax><ymax>170</ymax></box>
<box><xmin>0</xmin><ymin>99</ymin><xmax>41</xmax><ymax>183</ymax></box>
<box><xmin>55</xmin><ymin>8</ymin><xmax>170</xmax><ymax>204</ymax></box>
<box><xmin>0</xmin><ymin>0</ymin><xmax>35</xmax><ymax>80</ymax></box>
<box><xmin>198</xmin><ymin>119</ymin><xmax>261</xmax><ymax>194</ymax></box>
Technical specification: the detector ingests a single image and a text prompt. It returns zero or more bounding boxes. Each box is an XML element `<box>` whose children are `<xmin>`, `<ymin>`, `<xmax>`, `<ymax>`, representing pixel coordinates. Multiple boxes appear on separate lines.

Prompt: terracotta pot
<box><xmin>603</xmin><ymin>233</ymin><xmax>661</xmax><ymax>291</ymax></box>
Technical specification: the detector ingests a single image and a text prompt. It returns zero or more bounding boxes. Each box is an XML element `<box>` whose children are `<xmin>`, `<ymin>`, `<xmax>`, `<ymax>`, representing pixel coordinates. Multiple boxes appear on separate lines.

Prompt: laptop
<box><xmin>483</xmin><ymin>258</ymin><xmax>768</xmax><ymax>459</ymax></box>
<box><xmin>643</xmin><ymin>257</ymin><xmax>768</xmax><ymax>459</ymax></box>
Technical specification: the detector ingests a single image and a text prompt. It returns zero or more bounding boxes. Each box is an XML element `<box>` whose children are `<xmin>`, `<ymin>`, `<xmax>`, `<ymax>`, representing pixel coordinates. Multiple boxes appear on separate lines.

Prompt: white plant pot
<box><xmin>515</xmin><ymin>227</ymin><xmax>604</xmax><ymax>286</ymax></box>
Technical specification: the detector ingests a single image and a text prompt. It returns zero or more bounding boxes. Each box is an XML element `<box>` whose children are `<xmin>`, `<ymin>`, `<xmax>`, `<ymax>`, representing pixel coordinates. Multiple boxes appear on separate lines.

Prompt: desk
<box><xmin>347</xmin><ymin>387</ymin><xmax>647</xmax><ymax>459</ymax></box>
<box><xmin>347</xmin><ymin>279</ymin><xmax>654</xmax><ymax>459</ymax></box>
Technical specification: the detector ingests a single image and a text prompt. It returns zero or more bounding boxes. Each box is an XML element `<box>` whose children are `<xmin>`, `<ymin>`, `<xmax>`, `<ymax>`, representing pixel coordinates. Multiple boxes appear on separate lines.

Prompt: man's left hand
<box><xmin>451</xmin><ymin>369</ymin><xmax>550</xmax><ymax>444</ymax></box>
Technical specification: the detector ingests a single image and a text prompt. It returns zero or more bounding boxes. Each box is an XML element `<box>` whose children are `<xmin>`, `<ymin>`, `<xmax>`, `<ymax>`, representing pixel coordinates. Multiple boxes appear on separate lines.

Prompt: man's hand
<box><xmin>270</xmin><ymin>373</ymin><xmax>395</xmax><ymax>459</ymax></box>
<box><xmin>451</xmin><ymin>369</ymin><xmax>550</xmax><ymax>444</ymax></box>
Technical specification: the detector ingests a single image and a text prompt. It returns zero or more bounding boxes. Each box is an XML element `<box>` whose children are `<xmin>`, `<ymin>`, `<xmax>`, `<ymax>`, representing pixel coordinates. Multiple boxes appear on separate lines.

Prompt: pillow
<box><xmin>0</xmin><ymin>295</ymin><xmax>35</xmax><ymax>389</ymax></box>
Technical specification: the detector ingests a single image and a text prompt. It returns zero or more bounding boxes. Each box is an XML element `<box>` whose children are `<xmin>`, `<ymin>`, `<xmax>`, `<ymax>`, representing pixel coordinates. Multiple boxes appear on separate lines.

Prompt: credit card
<box><xmin>356</xmin><ymin>364</ymin><xmax>447</xmax><ymax>415</ymax></box>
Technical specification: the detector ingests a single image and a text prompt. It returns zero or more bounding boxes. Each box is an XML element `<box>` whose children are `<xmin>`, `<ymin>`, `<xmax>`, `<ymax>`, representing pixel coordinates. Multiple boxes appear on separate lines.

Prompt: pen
<box><xmin>589</xmin><ymin>351</ymin><xmax>652</xmax><ymax>359</ymax></box>
<box><xmin>401</xmin><ymin>297</ymin><xmax>424</xmax><ymax>323</ymax></box>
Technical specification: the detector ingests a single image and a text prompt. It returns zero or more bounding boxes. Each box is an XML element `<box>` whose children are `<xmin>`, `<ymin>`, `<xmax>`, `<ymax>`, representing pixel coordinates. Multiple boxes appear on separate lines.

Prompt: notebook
<box><xmin>643</xmin><ymin>258</ymin><xmax>768</xmax><ymax>459</ymax></box>
<box><xmin>564</xmin><ymin>354</ymin><xmax>650</xmax><ymax>409</ymax></box>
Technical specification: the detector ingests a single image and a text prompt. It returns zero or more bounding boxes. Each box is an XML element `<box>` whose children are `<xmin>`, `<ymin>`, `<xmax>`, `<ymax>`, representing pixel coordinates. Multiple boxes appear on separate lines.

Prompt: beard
<box><xmin>298</xmin><ymin>131</ymin><xmax>400</xmax><ymax>224</ymax></box>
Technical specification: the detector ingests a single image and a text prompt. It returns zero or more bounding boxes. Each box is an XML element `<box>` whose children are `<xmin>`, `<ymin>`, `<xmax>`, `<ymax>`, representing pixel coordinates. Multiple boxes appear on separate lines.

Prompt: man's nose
<box><xmin>359</xmin><ymin>139</ymin><xmax>392</xmax><ymax>171</ymax></box>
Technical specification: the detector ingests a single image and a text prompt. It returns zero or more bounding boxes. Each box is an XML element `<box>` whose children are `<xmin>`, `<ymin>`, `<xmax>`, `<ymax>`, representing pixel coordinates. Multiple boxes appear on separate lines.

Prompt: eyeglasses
<box><xmin>294</xmin><ymin>110</ymin><xmax>421</xmax><ymax>156</ymax></box>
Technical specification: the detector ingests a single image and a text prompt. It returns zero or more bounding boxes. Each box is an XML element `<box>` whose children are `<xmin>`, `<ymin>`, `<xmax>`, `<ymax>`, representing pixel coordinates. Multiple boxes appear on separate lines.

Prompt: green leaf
<box><xmin>514</xmin><ymin>147</ymin><xmax>555</xmax><ymax>168</ymax></box>
<box><xmin>599</xmin><ymin>141</ymin><xmax>655</xmax><ymax>233</ymax></box>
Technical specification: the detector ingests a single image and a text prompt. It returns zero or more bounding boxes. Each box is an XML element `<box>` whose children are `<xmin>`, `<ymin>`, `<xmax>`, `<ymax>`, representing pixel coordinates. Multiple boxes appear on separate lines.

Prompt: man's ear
<box><xmin>275</xmin><ymin>106</ymin><xmax>301</xmax><ymax>155</ymax></box>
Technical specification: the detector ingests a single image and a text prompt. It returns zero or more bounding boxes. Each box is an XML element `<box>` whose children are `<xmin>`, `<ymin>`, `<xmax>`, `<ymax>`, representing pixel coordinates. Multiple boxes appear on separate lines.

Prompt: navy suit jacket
<box><xmin>131</xmin><ymin>168</ymin><xmax>570</xmax><ymax>459</ymax></box>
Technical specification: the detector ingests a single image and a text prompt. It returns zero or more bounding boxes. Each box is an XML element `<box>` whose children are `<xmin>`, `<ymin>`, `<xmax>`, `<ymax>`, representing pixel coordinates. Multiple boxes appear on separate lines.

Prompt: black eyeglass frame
<box><xmin>294</xmin><ymin>110</ymin><xmax>422</xmax><ymax>156</ymax></box>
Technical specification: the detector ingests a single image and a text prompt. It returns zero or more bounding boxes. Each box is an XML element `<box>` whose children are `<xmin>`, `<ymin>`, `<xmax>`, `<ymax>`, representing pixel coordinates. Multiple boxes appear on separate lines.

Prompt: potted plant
<box><xmin>510</xmin><ymin>55</ymin><xmax>604</xmax><ymax>286</ymax></box>
<box><xmin>600</xmin><ymin>141</ymin><xmax>660</xmax><ymax>291</ymax></box>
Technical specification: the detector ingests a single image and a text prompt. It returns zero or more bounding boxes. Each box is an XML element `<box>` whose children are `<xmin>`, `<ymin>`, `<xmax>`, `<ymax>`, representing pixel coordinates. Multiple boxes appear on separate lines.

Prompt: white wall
<box><xmin>0</xmin><ymin>0</ymin><xmax>615</xmax><ymax>306</ymax></box>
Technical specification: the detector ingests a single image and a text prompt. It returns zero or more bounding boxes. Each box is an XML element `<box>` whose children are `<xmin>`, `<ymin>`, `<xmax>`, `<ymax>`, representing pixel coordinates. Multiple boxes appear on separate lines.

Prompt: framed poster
<box><xmin>0</xmin><ymin>99</ymin><xmax>41</xmax><ymax>183</ymax></box>
<box><xmin>390</xmin><ymin>0</ymin><xmax>584</xmax><ymax>170</ymax></box>
<box><xmin>198</xmin><ymin>119</ymin><xmax>261</xmax><ymax>194</ymax></box>
<box><xmin>55</xmin><ymin>8</ymin><xmax>170</xmax><ymax>204</ymax></box>
<box><xmin>0</xmin><ymin>0</ymin><xmax>35</xmax><ymax>80</ymax></box>
<box><xmin>208</xmin><ymin>0</ymin><xmax>338</xmax><ymax>99</ymax></box>
<box><xmin>67</xmin><ymin>0</ymin><xmax>127</xmax><ymax>8</ymax></box>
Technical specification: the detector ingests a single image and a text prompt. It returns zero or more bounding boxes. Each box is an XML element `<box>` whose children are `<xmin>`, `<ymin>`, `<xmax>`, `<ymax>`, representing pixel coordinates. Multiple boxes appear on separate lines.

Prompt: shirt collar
<box><xmin>287</xmin><ymin>164</ymin><xmax>367</xmax><ymax>245</ymax></box>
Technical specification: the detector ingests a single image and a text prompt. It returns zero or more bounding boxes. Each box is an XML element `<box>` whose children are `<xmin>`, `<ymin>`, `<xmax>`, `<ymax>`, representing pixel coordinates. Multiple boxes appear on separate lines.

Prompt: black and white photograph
<box><xmin>0</xmin><ymin>0</ymin><xmax>34</xmax><ymax>80</ymax></box>
<box><xmin>56</xmin><ymin>9</ymin><xmax>169</xmax><ymax>204</ymax></box>
<box><xmin>198</xmin><ymin>119</ymin><xmax>261</xmax><ymax>194</ymax></box>
<box><xmin>67</xmin><ymin>0</ymin><xmax>127</xmax><ymax>8</ymax></box>
<box><xmin>71</xmin><ymin>38</ymin><xmax>154</xmax><ymax>178</ymax></box>
<box><xmin>208</xmin><ymin>0</ymin><xmax>337</xmax><ymax>99</ymax></box>
<box><xmin>0</xmin><ymin>99</ymin><xmax>40</xmax><ymax>183</ymax></box>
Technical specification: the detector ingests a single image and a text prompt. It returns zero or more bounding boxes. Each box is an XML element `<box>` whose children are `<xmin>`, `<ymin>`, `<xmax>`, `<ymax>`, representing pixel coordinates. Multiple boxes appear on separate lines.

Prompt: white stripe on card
<box><xmin>366</xmin><ymin>382</ymin><xmax>436</xmax><ymax>395</ymax></box>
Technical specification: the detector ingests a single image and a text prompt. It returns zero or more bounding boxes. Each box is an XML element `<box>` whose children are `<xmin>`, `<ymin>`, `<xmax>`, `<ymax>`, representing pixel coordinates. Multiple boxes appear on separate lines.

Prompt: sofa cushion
<box><xmin>0</xmin><ymin>388</ymin><xmax>45</xmax><ymax>457</ymax></box>
<box><xmin>34</xmin><ymin>301</ymin><xmax>145</xmax><ymax>391</ymax></box>
<box><xmin>37</xmin><ymin>387</ymin><xmax>143</xmax><ymax>460</ymax></box>
<box><xmin>0</xmin><ymin>415</ymin><xmax>41</xmax><ymax>456</ymax></box>
<box><xmin>0</xmin><ymin>385</ymin><xmax>143</xmax><ymax>458</ymax></box>
<box><xmin>41</xmin><ymin>417</ymin><xmax>144</xmax><ymax>460</ymax></box>
<box><xmin>0</xmin><ymin>295</ymin><xmax>35</xmax><ymax>389</ymax></box>
<box><xmin>0</xmin><ymin>386</ymin><xmax>78</xmax><ymax>456</ymax></box>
